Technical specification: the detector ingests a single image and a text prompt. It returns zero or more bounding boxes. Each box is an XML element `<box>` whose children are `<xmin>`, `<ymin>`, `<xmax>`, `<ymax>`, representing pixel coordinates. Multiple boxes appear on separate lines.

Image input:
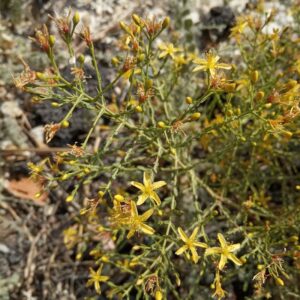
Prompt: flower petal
<box><xmin>190</xmin><ymin>227</ymin><xmax>199</xmax><ymax>240</ymax></box>
<box><xmin>190</xmin><ymin>247</ymin><xmax>199</xmax><ymax>263</ymax></box>
<box><xmin>175</xmin><ymin>245</ymin><xmax>188</xmax><ymax>255</ymax></box>
<box><xmin>131</xmin><ymin>181</ymin><xmax>145</xmax><ymax>191</ymax></box>
<box><xmin>193</xmin><ymin>241</ymin><xmax>208</xmax><ymax>248</ymax></box>
<box><xmin>130</xmin><ymin>201</ymin><xmax>139</xmax><ymax>217</ymax></box>
<box><xmin>217</xmin><ymin>63</ymin><xmax>232</xmax><ymax>70</ymax></box>
<box><xmin>217</xmin><ymin>233</ymin><xmax>227</xmax><ymax>248</ymax></box>
<box><xmin>95</xmin><ymin>281</ymin><xmax>101</xmax><ymax>294</ymax></box>
<box><xmin>99</xmin><ymin>275</ymin><xmax>109</xmax><ymax>282</ymax></box>
<box><xmin>137</xmin><ymin>193</ymin><xmax>148</xmax><ymax>205</ymax></box>
<box><xmin>178</xmin><ymin>227</ymin><xmax>189</xmax><ymax>243</ymax></box>
<box><xmin>152</xmin><ymin>181</ymin><xmax>166</xmax><ymax>190</ymax></box>
<box><xmin>205</xmin><ymin>247</ymin><xmax>222</xmax><ymax>256</ymax></box>
<box><xmin>192</xmin><ymin>65</ymin><xmax>206</xmax><ymax>72</ymax></box>
<box><xmin>140</xmin><ymin>223</ymin><xmax>155</xmax><ymax>235</ymax></box>
<box><xmin>141</xmin><ymin>208</ymin><xmax>154</xmax><ymax>221</ymax></box>
<box><xmin>228</xmin><ymin>253</ymin><xmax>243</xmax><ymax>266</ymax></box>
<box><xmin>127</xmin><ymin>228</ymin><xmax>136</xmax><ymax>239</ymax></box>
<box><xmin>143</xmin><ymin>171</ymin><xmax>152</xmax><ymax>186</ymax></box>
<box><xmin>218</xmin><ymin>254</ymin><xmax>228</xmax><ymax>270</ymax></box>
<box><xmin>227</xmin><ymin>243</ymin><xmax>240</xmax><ymax>252</ymax></box>
<box><xmin>149</xmin><ymin>191</ymin><xmax>161</xmax><ymax>206</ymax></box>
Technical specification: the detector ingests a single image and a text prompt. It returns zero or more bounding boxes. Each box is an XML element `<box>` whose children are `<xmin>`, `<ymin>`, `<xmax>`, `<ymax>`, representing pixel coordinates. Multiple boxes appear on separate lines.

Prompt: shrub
<box><xmin>16</xmin><ymin>5</ymin><xmax>300</xmax><ymax>299</ymax></box>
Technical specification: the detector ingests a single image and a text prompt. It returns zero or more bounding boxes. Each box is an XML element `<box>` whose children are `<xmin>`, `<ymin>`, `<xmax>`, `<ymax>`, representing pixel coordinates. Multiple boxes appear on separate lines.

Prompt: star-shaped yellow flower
<box><xmin>131</xmin><ymin>172</ymin><xmax>166</xmax><ymax>206</ymax></box>
<box><xmin>158</xmin><ymin>43</ymin><xmax>181</xmax><ymax>59</ymax></box>
<box><xmin>205</xmin><ymin>233</ymin><xmax>242</xmax><ymax>270</ymax></box>
<box><xmin>86</xmin><ymin>264</ymin><xmax>109</xmax><ymax>294</ymax></box>
<box><xmin>193</xmin><ymin>52</ymin><xmax>231</xmax><ymax>77</ymax></box>
<box><xmin>175</xmin><ymin>227</ymin><xmax>208</xmax><ymax>263</ymax></box>
<box><xmin>127</xmin><ymin>201</ymin><xmax>155</xmax><ymax>238</ymax></box>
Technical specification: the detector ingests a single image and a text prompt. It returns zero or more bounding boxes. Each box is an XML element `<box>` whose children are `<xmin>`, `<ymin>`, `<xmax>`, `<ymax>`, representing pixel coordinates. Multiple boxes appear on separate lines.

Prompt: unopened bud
<box><xmin>49</xmin><ymin>35</ymin><xmax>55</xmax><ymax>47</ymax></box>
<box><xmin>114</xmin><ymin>194</ymin><xmax>124</xmax><ymax>202</ymax></box>
<box><xmin>274</xmin><ymin>276</ymin><xmax>284</xmax><ymax>286</ymax></box>
<box><xmin>135</xmin><ymin>105</ymin><xmax>143</xmax><ymax>113</ymax></box>
<box><xmin>157</xmin><ymin>121</ymin><xmax>166</xmax><ymax>128</ymax></box>
<box><xmin>66</xmin><ymin>194</ymin><xmax>74</xmax><ymax>202</ymax></box>
<box><xmin>155</xmin><ymin>290</ymin><xmax>163</xmax><ymax>300</ymax></box>
<box><xmin>162</xmin><ymin>17</ymin><xmax>170</xmax><ymax>29</ymax></box>
<box><xmin>132</xmin><ymin>14</ymin><xmax>141</xmax><ymax>26</ymax></box>
<box><xmin>255</xmin><ymin>91</ymin><xmax>265</xmax><ymax>101</ymax></box>
<box><xmin>73</xmin><ymin>12</ymin><xmax>80</xmax><ymax>25</ymax></box>
<box><xmin>185</xmin><ymin>96</ymin><xmax>193</xmax><ymax>104</ymax></box>
<box><xmin>191</xmin><ymin>112</ymin><xmax>201</xmax><ymax>121</ymax></box>
<box><xmin>250</xmin><ymin>70</ymin><xmax>259</xmax><ymax>83</ymax></box>
<box><xmin>78</xmin><ymin>54</ymin><xmax>85</xmax><ymax>64</ymax></box>
<box><xmin>61</xmin><ymin>120</ymin><xmax>70</xmax><ymax>128</ymax></box>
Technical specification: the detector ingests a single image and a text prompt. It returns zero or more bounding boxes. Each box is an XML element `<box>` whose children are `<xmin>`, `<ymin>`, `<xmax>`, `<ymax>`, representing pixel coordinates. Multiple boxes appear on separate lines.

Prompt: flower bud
<box><xmin>274</xmin><ymin>276</ymin><xmax>284</xmax><ymax>286</ymax></box>
<box><xmin>255</xmin><ymin>91</ymin><xmax>265</xmax><ymax>101</ymax></box>
<box><xmin>157</xmin><ymin>121</ymin><xmax>166</xmax><ymax>128</ymax></box>
<box><xmin>132</xmin><ymin>14</ymin><xmax>141</xmax><ymax>26</ymax></box>
<box><xmin>135</xmin><ymin>105</ymin><xmax>143</xmax><ymax>113</ymax></box>
<box><xmin>185</xmin><ymin>96</ymin><xmax>193</xmax><ymax>104</ymax></box>
<box><xmin>114</xmin><ymin>194</ymin><xmax>125</xmax><ymax>202</ymax></box>
<box><xmin>78</xmin><ymin>54</ymin><xmax>85</xmax><ymax>64</ymax></box>
<box><xmin>61</xmin><ymin>120</ymin><xmax>70</xmax><ymax>128</ymax></box>
<box><xmin>51</xmin><ymin>102</ymin><xmax>59</xmax><ymax>107</ymax></box>
<box><xmin>66</xmin><ymin>194</ymin><xmax>74</xmax><ymax>202</ymax></box>
<box><xmin>111</xmin><ymin>56</ymin><xmax>120</xmax><ymax>66</ymax></box>
<box><xmin>250</xmin><ymin>70</ymin><xmax>259</xmax><ymax>83</ymax></box>
<box><xmin>49</xmin><ymin>35</ymin><xmax>55</xmax><ymax>47</ymax></box>
<box><xmin>162</xmin><ymin>17</ymin><xmax>170</xmax><ymax>29</ymax></box>
<box><xmin>155</xmin><ymin>290</ymin><xmax>163</xmax><ymax>300</ymax></box>
<box><xmin>73</xmin><ymin>11</ymin><xmax>80</xmax><ymax>26</ymax></box>
<box><xmin>190</xmin><ymin>112</ymin><xmax>201</xmax><ymax>121</ymax></box>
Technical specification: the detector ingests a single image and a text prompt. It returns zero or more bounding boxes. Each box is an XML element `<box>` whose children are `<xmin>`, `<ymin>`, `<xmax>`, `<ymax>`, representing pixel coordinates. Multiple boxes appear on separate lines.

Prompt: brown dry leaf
<box><xmin>5</xmin><ymin>177</ymin><xmax>48</xmax><ymax>204</ymax></box>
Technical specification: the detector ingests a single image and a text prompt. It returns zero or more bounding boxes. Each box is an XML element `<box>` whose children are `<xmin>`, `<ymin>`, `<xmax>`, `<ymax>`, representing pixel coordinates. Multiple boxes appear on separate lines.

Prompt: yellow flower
<box><xmin>131</xmin><ymin>172</ymin><xmax>166</xmax><ymax>206</ymax></box>
<box><xmin>159</xmin><ymin>43</ymin><xmax>181</xmax><ymax>59</ymax></box>
<box><xmin>175</xmin><ymin>227</ymin><xmax>208</xmax><ymax>263</ymax></box>
<box><xmin>193</xmin><ymin>52</ymin><xmax>231</xmax><ymax>77</ymax></box>
<box><xmin>127</xmin><ymin>201</ymin><xmax>155</xmax><ymax>238</ymax></box>
<box><xmin>205</xmin><ymin>233</ymin><xmax>242</xmax><ymax>270</ymax></box>
<box><xmin>86</xmin><ymin>264</ymin><xmax>109</xmax><ymax>294</ymax></box>
<box><xmin>230</xmin><ymin>17</ymin><xmax>248</xmax><ymax>38</ymax></box>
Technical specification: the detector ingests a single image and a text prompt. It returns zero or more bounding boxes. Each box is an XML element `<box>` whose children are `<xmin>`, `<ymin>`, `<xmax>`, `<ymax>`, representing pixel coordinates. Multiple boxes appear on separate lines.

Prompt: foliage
<box><xmin>16</xmin><ymin>4</ymin><xmax>300</xmax><ymax>299</ymax></box>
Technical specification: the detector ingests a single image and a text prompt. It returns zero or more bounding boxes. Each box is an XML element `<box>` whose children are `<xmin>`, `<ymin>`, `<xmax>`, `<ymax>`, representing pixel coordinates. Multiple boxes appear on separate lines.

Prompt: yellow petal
<box><xmin>127</xmin><ymin>228</ymin><xmax>136</xmax><ymax>239</ymax></box>
<box><xmin>217</xmin><ymin>233</ymin><xmax>227</xmax><ymax>248</ymax></box>
<box><xmin>141</xmin><ymin>208</ymin><xmax>154</xmax><ymax>221</ymax></box>
<box><xmin>178</xmin><ymin>227</ymin><xmax>189</xmax><ymax>243</ymax></box>
<box><xmin>193</xmin><ymin>241</ymin><xmax>208</xmax><ymax>248</ymax></box>
<box><xmin>228</xmin><ymin>253</ymin><xmax>243</xmax><ymax>266</ymax></box>
<box><xmin>137</xmin><ymin>193</ymin><xmax>148</xmax><ymax>205</ymax></box>
<box><xmin>122</xmin><ymin>69</ymin><xmax>133</xmax><ymax>79</ymax></box>
<box><xmin>99</xmin><ymin>275</ymin><xmax>109</xmax><ymax>282</ymax></box>
<box><xmin>217</xmin><ymin>63</ymin><xmax>232</xmax><ymax>70</ymax></box>
<box><xmin>205</xmin><ymin>247</ymin><xmax>222</xmax><ymax>256</ymax></box>
<box><xmin>143</xmin><ymin>171</ymin><xmax>152</xmax><ymax>186</ymax></box>
<box><xmin>218</xmin><ymin>254</ymin><xmax>228</xmax><ymax>270</ymax></box>
<box><xmin>190</xmin><ymin>247</ymin><xmax>199</xmax><ymax>263</ymax></box>
<box><xmin>190</xmin><ymin>227</ymin><xmax>199</xmax><ymax>240</ymax></box>
<box><xmin>140</xmin><ymin>223</ymin><xmax>155</xmax><ymax>235</ymax></box>
<box><xmin>159</xmin><ymin>52</ymin><xmax>167</xmax><ymax>58</ymax></box>
<box><xmin>95</xmin><ymin>281</ymin><xmax>101</xmax><ymax>294</ymax></box>
<box><xmin>175</xmin><ymin>245</ymin><xmax>188</xmax><ymax>255</ymax></box>
<box><xmin>193</xmin><ymin>58</ymin><xmax>207</xmax><ymax>65</ymax></box>
<box><xmin>227</xmin><ymin>243</ymin><xmax>240</xmax><ymax>252</ymax></box>
<box><xmin>131</xmin><ymin>201</ymin><xmax>138</xmax><ymax>217</ymax></box>
<box><xmin>86</xmin><ymin>278</ymin><xmax>94</xmax><ymax>287</ymax></box>
<box><xmin>152</xmin><ymin>181</ymin><xmax>166</xmax><ymax>190</ymax></box>
<box><xmin>149</xmin><ymin>191</ymin><xmax>161</xmax><ymax>206</ymax></box>
<box><xmin>131</xmin><ymin>181</ymin><xmax>145</xmax><ymax>191</ymax></box>
<box><xmin>192</xmin><ymin>65</ymin><xmax>206</xmax><ymax>72</ymax></box>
